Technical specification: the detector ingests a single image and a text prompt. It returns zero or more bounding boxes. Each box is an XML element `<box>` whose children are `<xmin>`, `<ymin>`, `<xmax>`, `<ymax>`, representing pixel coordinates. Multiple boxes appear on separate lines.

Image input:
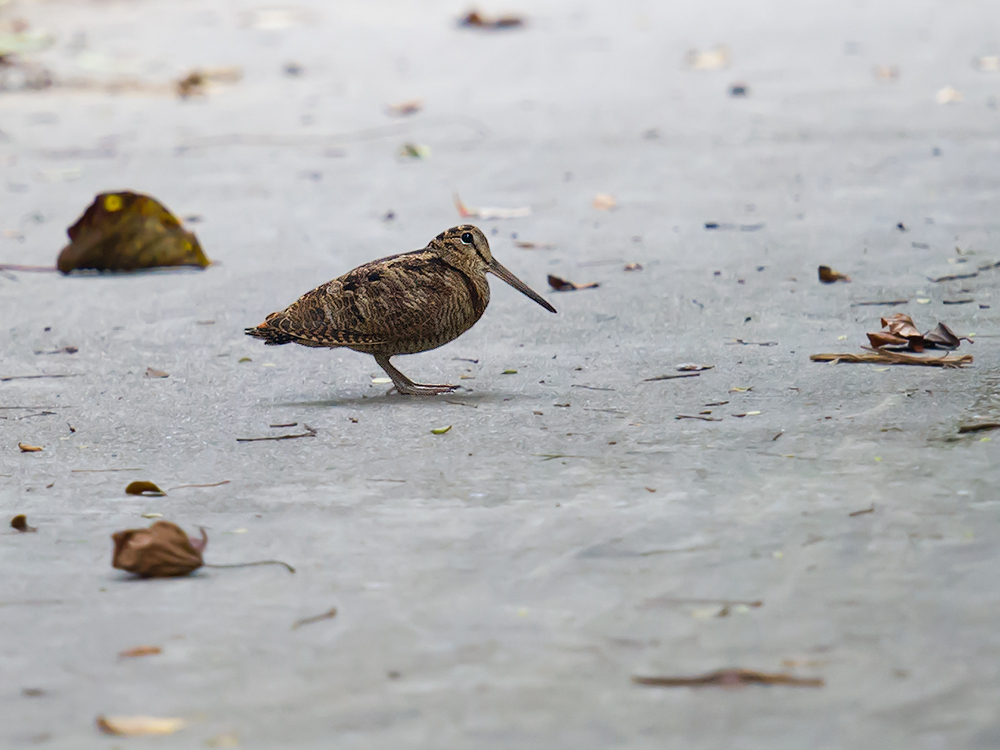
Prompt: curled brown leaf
<box><xmin>111</xmin><ymin>521</ymin><xmax>206</xmax><ymax>578</ymax></box>
<box><xmin>818</xmin><ymin>265</ymin><xmax>850</xmax><ymax>283</ymax></box>
<box><xmin>57</xmin><ymin>192</ymin><xmax>209</xmax><ymax>274</ymax></box>
<box><xmin>548</xmin><ymin>275</ymin><xmax>600</xmax><ymax>292</ymax></box>
<box><xmin>125</xmin><ymin>481</ymin><xmax>166</xmax><ymax>497</ymax></box>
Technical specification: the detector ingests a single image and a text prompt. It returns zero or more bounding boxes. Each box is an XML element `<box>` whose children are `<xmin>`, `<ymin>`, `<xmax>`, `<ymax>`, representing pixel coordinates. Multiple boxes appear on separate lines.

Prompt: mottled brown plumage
<box><xmin>245</xmin><ymin>225</ymin><xmax>556</xmax><ymax>394</ymax></box>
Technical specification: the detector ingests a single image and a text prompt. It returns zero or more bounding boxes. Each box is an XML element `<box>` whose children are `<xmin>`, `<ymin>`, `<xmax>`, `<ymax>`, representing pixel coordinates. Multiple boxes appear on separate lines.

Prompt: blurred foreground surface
<box><xmin>2</xmin><ymin>1</ymin><xmax>1000</xmax><ymax>748</ymax></box>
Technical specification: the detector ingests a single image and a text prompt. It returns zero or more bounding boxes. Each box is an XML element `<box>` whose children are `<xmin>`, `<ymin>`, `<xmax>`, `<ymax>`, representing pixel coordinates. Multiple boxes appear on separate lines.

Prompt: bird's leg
<box><xmin>373</xmin><ymin>354</ymin><xmax>458</xmax><ymax>396</ymax></box>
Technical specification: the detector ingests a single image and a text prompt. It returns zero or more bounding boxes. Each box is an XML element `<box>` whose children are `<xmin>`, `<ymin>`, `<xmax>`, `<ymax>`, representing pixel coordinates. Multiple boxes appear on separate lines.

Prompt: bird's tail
<box><xmin>245</xmin><ymin>313</ymin><xmax>294</xmax><ymax>345</ymax></box>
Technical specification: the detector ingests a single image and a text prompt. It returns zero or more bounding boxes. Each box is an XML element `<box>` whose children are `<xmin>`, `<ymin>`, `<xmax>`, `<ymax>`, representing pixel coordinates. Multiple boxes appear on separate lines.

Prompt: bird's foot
<box><xmin>391</xmin><ymin>382</ymin><xmax>459</xmax><ymax>396</ymax></box>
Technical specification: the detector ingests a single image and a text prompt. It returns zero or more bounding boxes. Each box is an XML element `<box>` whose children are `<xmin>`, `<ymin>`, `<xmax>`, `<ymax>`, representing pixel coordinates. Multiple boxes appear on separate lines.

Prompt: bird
<box><xmin>245</xmin><ymin>225</ymin><xmax>556</xmax><ymax>395</ymax></box>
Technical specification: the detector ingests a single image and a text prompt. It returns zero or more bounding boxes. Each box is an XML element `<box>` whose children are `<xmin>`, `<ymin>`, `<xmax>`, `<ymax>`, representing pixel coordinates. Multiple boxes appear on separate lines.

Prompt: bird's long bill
<box><xmin>489</xmin><ymin>260</ymin><xmax>557</xmax><ymax>313</ymax></box>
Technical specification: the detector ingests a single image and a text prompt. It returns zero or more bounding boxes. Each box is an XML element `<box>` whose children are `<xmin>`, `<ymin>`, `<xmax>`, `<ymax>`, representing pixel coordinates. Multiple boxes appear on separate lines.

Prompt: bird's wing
<box><xmin>265</xmin><ymin>251</ymin><xmax>470</xmax><ymax>348</ymax></box>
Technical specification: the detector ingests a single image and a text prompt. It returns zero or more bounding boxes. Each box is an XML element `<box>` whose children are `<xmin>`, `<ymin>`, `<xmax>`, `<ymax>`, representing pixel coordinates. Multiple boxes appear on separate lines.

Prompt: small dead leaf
<box><xmin>974</xmin><ymin>55</ymin><xmax>1000</xmax><ymax>72</ymax></box>
<box><xmin>11</xmin><ymin>514</ymin><xmax>37</xmax><ymax>532</ymax></box>
<box><xmin>592</xmin><ymin>193</ymin><xmax>616</xmax><ymax>210</ymax></box>
<box><xmin>205</xmin><ymin>731</ymin><xmax>240</xmax><ymax>748</ymax></box>
<box><xmin>176</xmin><ymin>67</ymin><xmax>242</xmax><ymax>98</ymax></box>
<box><xmin>454</xmin><ymin>194</ymin><xmax>531</xmax><ymax>220</ymax></box>
<box><xmin>431</xmin><ymin>425</ymin><xmax>452</xmax><ymax>434</ymax></box>
<box><xmin>936</xmin><ymin>85</ymin><xmax>962</xmax><ymax>104</ymax></box>
<box><xmin>818</xmin><ymin>265</ymin><xmax>850</xmax><ymax>283</ymax></box>
<box><xmin>633</xmin><ymin>668</ymin><xmax>823</xmax><ymax>688</ymax></box>
<box><xmin>118</xmin><ymin>645</ymin><xmax>162</xmax><ymax>658</ymax></box>
<box><xmin>96</xmin><ymin>716</ymin><xmax>186</xmax><ymax>736</ymax></box>
<box><xmin>125</xmin><ymin>481</ymin><xmax>166</xmax><ymax>496</ymax></box>
<box><xmin>548</xmin><ymin>275</ymin><xmax>599</xmax><ymax>291</ymax></box>
<box><xmin>623</xmin><ymin>262</ymin><xmax>643</xmax><ymax>271</ymax></box>
<box><xmin>515</xmin><ymin>241</ymin><xmax>555</xmax><ymax>249</ymax></box>
<box><xmin>677</xmin><ymin>364</ymin><xmax>713</xmax><ymax>372</ymax></box>
<box><xmin>145</xmin><ymin>367</ymin><xmax>169</xmax><ymax>378</ymax></box>
<box><xmin>922</xmin><ymin>322</ymin><xmax>971</xmax><ymax>349</ymax></box>
<box><xmin>386</xmin><ymin>99</ymin><xmax>423</xmax><ymax>117</ymax></box>
<box><xmin>111</xmin><ymin>521</ymin><xmax>206</xmax><ymax>578</ymax></box>
<box><xmin>459</xmin><ymin>10</ymin><xmax>524</xmax><ymax>29</ymax></box>
<box><xmin>57</xmin><ymin>192</ymin><xmax>209</xmax><ymax>274</ymax></box>
<box><xmin>18</xmin><ymin>442</ymin><xmax>43</xmax><ymax>452</ymax></box>
<box><xmin>684</xmin><ymin>45</ymin><xmax>731</xmax><ymax>70</ymax></box>
<box><xmin>398</xmin><ymin>143</ymin><xmax>431</xmax><ymax>159</ymax></box>
<box><xmin>874</xmin><ymin>64</ymin><xmax>900</xmax><ymax>81</ymax></box>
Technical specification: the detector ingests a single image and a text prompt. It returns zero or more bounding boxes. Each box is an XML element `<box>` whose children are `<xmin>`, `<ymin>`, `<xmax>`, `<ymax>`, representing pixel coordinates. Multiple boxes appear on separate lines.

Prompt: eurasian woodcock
<box><xmin>245</xmin><ymin>225</ymin><xmax>556</xmax><ymax>394</ymax></box>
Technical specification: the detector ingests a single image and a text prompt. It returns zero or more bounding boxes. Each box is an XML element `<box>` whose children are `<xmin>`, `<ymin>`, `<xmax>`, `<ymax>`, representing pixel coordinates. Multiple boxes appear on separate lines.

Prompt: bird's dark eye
<box><xmin>461</xmin><ymin>232</ymin><xmax>474</xmax><ymax>244</ymax></box>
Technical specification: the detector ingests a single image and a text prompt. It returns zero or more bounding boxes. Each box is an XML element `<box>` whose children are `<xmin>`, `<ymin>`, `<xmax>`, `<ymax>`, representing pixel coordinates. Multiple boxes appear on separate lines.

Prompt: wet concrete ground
<box><xmin>2</xmin><ymin>0</ymin><xmax>1000</xmax><ymax>747</ymax></box>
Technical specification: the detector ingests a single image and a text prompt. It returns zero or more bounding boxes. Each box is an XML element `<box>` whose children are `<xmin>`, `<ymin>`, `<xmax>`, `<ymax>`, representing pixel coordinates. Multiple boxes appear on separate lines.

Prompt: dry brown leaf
<box><xmin>548</xmin><ymin>275</ymin><xmax>600</xmax><ymax>292</ymax></box>
<box><xmin>459</xmin><ymin>10</ymin><xmax>524</xmax><ymax>29</ymax></box>
<box><xmin>125</xmin><ymin>481</ymin><xmax>166</xmax><ymax>496</ymax></box>
<box><xmin>119</xmin><ymin>645</ymin><xmax>162</xmax><ymax>658</ymax></box>
<box><xmin>684</xmin><ymin>45</ymin><xmax>731</xmax><ymax>70</ymax></box>
<box><xmin>454</xmin><ymin>194</ymin><xmax>531</xmax><ymax>220</ymax></box>
<box><xmin>818</xmin><ymin>265</ymin><xmax>850</xmax><ymax>283</ymax></box>
<box><xmin>386</xmin><ymin>99</ymin><xmax>423</xmax><ymax>117</ymax></box>
<box><xmin>57</xmin><ymin>192</ymin><xmax>209</xmax><ymax>274</ymax></box>
<box><xmin>18</xmin><ymin>442</ymin><xmax>43</xmax><ymax>452</ymax></box>
<box><xmin>96</xmin><ymin>716</ymin><xmax>186</xmax><ymax>736</ymax></box>
<box><xmin>633</xmin><ymin>668</ymin><xmax>823</xmax><ymax>688</ymax></box>
<box><xmin>922</xmin><ymin>322</ymin><xmax>971</xmax><ymax>349</ymax></box>
<box><xmin>111</xmin><ymin>521</ymin><xmax>206</xmax><ymax>578</ymax></box>
<box><xmin>11</xmin><ymin>514</ymin><xmax>37</xmax><ymax>532</ymax></box>
<box><xmin>592</xmin><ymin>193</ymin><xmax>616</xmax><ymax>210</ymax></box>
<box><xmin>176</xmin><ymin>66</ymin><xmax>242</xmax><ymax>98</ymax></box>
<box><xmin>866</xmin><ymin>331</ymin><xmax>910</xmax><ymax>349</ymax></box>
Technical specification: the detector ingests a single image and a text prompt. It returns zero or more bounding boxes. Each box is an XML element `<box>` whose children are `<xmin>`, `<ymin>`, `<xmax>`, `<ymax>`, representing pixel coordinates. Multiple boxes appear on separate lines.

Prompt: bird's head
<box><xmin>434</xmin><ymin>224</ymin><xmax>556</xmax><ymax>313</ymax></box>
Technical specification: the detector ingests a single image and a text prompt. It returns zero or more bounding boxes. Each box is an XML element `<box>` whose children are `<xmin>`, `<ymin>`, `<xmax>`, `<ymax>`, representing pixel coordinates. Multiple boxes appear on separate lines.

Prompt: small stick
<box><xmin>958</xmin><ymin>422</ymin><xmax>1000</xmax><ymax>434</ymax></box>
<box><xmin>291</xmin><ymin>607</ymin><xmax>338</xmax><ymax>630</ymax></box>
<box><xmin>204</xmin><ymin>560</ymin><xmax>295</xmax><ymax>573</ymax></box>
<box><xmin>237</xmin><ymin>424</ymin><xmax>317</xmax><ymax>442</ymax></box>
<box><xmin>643</xmin><ymin>373</ymin><xmax>700</xmax><ymax>382</ymax></box>
<box><xmin>167</xmin><ymin>480</ymin><xmax>231</xmax><ymax>490</ymax></box>
<box><xmin>1</xmin><ymin>374</ymin><xmax>82</xmax><ymax>382</ymax></box>
<box><xmin>0</xmin><ymin>265</ymin><xmax>58</xmax><ymax>273</ymax></box>
<box><xmin>849</xmin><ymin>504</ymin><xmax>875</xmax><ymax>516</ymax></box>
<box><xmin>71</xmin><ymin>468</ymin><xmax>142</xmax><ymax>473</ymax></box>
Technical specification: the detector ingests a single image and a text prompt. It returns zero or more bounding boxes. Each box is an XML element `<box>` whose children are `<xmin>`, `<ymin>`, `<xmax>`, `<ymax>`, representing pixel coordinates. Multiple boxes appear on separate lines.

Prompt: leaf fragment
<box><xmin>454</xmin><ymin>193</ymin><xmax>531</xmax><ymax>220</ymax></box>
<box><xmin>386</xmin><ymin>99</ymin><xmax>423</xmax><ymax>117</ymax></box>
<box><xmin>592</xmin><ymin>193</ymin><xmax>616</xmax><ymax>210</ymax></box>
<box><xmin>118</xmin><ymin>645</ymin><xmax>162</xmax><ymax>658</ymax></box>
<box><xmin>11</xmin><ymin>514</ymin><xmax>37</xmax><ymax>532</ymax></box>
<box><xmin>18</xmin><ymin>442</ymin><xmax>43</xmax><ymax>452</ymax></box>
<box><xmin>57</xmin><ymin>192</ymin><xmax>209</xmax><ymax>274</ymax></box>
<box><xmin>548</xmin><ymin>275</ymin><xmax>599</xmax><ymax>291</ymax></box>
<box><xmin>818</xmin><ymin>265</ymin><xmax>850</xmax><ymax>283</ymax></box>
<box><xmin>96</xmin><ymin>715</ymin><xmax>186</xmax><ymax>736</ymax></box>
<box><xmin>431</xmin><ymin>425</ymin><xmax>452</xmax><ymax>434</ymax></box>
<box><xmin>145</xmin><ymin>367</ymin><xmax>169</xmax><ymax>378</ymax></box>
<box><xmin>459</xmin><ymin>10</ymin><xmax>524</xmax><ymax>29</ymax></box>
<box><xmin>125</xmin><ymin>481</ymin><xmax>166</xmax><ymax>496</ymax></box>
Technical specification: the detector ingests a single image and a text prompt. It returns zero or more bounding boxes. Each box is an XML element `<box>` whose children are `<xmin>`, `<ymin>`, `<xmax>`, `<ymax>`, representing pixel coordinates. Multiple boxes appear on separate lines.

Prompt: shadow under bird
<box><xmin>245</xmin><ymin>225</ymin><xmax>556</xmax><ymax>394</ymax></box>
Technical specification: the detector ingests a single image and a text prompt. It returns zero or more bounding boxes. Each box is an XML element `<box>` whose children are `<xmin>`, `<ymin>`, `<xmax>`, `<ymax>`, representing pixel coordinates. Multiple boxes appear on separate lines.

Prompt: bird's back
<box><xmin>246</xmin><ymin>248</ymin><xmax>491</xmax><ymax>355</ymax></box>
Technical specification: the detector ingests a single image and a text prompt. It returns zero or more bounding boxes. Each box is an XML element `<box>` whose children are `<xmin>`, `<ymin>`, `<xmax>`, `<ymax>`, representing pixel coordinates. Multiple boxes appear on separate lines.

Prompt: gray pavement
<box><xmin>2</xmin><ymin>0</ymin><xmax>1000</xmax><ymax>747</ymax></box>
